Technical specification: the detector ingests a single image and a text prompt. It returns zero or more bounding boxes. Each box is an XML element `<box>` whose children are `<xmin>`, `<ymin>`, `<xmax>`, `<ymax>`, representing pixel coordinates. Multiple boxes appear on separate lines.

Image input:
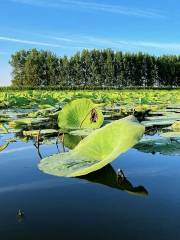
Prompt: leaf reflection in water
<box><xmin>79</xmin><ymin>164</ymin><xmax>148</xmax><ymax>197</ymax></box>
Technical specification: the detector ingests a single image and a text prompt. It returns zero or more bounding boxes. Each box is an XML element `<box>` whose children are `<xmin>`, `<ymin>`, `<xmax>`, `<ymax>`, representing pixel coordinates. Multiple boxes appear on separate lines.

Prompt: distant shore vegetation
<box><xmin>8</xmin><ymin>48</ymin><xmax>180</xmax><ymax>88</ymax></box>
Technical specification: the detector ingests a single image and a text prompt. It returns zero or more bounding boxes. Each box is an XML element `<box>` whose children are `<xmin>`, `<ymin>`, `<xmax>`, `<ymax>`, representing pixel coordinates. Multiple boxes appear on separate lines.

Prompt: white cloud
<box><xmin>0</xmin><ymin>36</ymin><xmax>63</xmax><ymax>47</ymax></box>
<box><xmin>45</xmin><ymin>33</ymin><xmax>180</xmax><ymax>51</ymax></box>
<box><xmin>1</xmin><ymin>33</ymin><xmax>180</xmax><ymax>52</ymax></box>
<box><xmin>117</xmin><ymin>40</ymin><xmax>180</xmax><ymax>51</ymax></box>
<box><xmin>11</xmin><ymin>0</ymin><xmax>164</xmax><ymax>18</ymax></box>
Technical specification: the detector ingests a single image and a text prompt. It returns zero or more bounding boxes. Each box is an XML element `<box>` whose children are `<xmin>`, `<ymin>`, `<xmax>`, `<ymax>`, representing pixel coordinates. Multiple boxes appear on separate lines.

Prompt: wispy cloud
<box><xmin>0</xmin><ymin>35</ymin><xmax>84</xmax><ymax>49</ymax></box>
<box><xmin>11</xmin><ymin>0</ymin><xmax>164</xmax><ymax>18</ymax></box>
<box><xmin>0</xmin><ymin>36</ymin><xmax>63</xmax><ymax>47</ymax></box>
<box><xmin>1</xmin><ymin>33</ymin><xmax>180</xmax><ymax>52</ymax></box>
<box><xmin>117</xmin><ymin>40</ymin><xmax>180</xmax><ymax>51</ymax></box>
<box><xmin>47</xmin><ymin>33</ymin><xmax>180</xmax><ymax>51</ymax></box>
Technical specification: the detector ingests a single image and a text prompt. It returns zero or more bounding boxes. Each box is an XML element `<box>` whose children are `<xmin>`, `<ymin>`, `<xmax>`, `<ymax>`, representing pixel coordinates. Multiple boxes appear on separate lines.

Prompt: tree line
<box><xmin>9</xmin><ymin>48</ymin><xmax>180</xmax><ymax>88</ymax></box>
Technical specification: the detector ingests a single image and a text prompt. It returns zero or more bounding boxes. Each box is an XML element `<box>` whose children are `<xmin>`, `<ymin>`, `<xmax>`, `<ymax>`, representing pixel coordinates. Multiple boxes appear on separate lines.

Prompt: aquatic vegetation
<box><xmin>0</xmin><ymin>89</ymin><xmax>180</xmax><ymax>110</ymax></box>
<box><xmin>38</xmin><ymin>117</ymin><xmax>145</xmax><ymax>177</ymax></box>
<box><xmin>160</xmin><ymin>132</ymin><xmax>180</xmax><ymax>139</ymax></box>
<box><xmin>0</xmin><ymin>142</ymin><xmax>9</xmax><ymax>152</ymax></box>
<box><xmin>69</xmin><ymin>128</ymin><xmax>94</xmax><ymax>136</ymax></box>
<box><xmin>141</xmin><ymin>119</ymin><xmax>178</xmax><ymax>127</ymax></box>
<box><xmin>0</xmin><ymin>124</ymin><xmax>9</xmax><ymax>152</ymax></box>
<box><xmin>172</xmin><ymin>121</ymin><xmax>180</xmax><ymax>131</ymax></box>
<box><xmin>0</xmin><ymin>123</ymin><xmax>8</xmax><ymax>133</ymax></box>
<box><xmin>9</xmin><ymin>117</ymin><xmax>50</xmax><ymax>129</ymax></box>
<box><xmin>135</xmin><ymin>137</ymin><xmax>180</xmax><ymax>156</ymax></box>
<box><xmin>0</xmin><ymin>91</ymin><xmax>179</xmax><ymax>176</ymax></box>
<box><xmin>63</xmin><ymin>134</ymin><xmax>82</xmax><ymax>150</ymax></box>
<box><xmin>23</xmin><ymin>129</ymin><xmax>58</xmax><ymax>137</ymax></box>
<box><xmin>58</xmin><ymin>98</ymin><xmax>104</xmax><ymax>129</ymax></box>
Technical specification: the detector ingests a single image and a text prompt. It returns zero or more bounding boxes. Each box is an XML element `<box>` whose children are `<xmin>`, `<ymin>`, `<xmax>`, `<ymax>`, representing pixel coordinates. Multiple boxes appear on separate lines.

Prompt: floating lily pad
<box><xmin>172</xmin><ymin>121</ymin><xmax>180</xmax><ymax>131</ymax></box>
<box><xmin>0</xmin><ymin>113</ymin><xmax>11</xmax><ymax>122</ymax></box>
<box><xmin>141</xmin><ymin>119</ymin><xmax>177</xmax><ymax>127</ymax></box>
<box><xmin>0</xmin><ymin>128</ymin><xmax>21</xmax><ymax>134</ymax></box>
<box><xmin>167</xmin><ymin>105</ymin><xmax>180</xmax><ymax>109</ymax></box>
<box><xmin>160</xmin><ymin>132</ymin><xmax>180</xmax><ymax>139</ymax></box>
<box><xmin>58</xmin><ymin>98</ymin><xmax>104</xmax><ymax>129</ymax></box>
<box><xmin>9</xmin><ymin>117</ymin><xmax>50</xmax><ymax>129</ymax></box>
<box><xmin>39</xmin><ymin>118</ymin><xmax>145</xmax><ymax>177</ymax></box>
<box><xmin>23</xmin><ymin>129</ymin><xmax>58</xmax><ymax>137</ymax></box>
<box><xmin>145</xmin><ymin>116</ymin><xmax>180</xmax><ymax>121</ymax></box>
<box><xmin>135</xmin><ymin>137</ymin><xmax>180</xmax><ymax>155</ymax></box>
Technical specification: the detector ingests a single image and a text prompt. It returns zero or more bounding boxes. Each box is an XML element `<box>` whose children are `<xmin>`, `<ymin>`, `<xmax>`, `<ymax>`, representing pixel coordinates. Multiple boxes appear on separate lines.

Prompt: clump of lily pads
<box><xmin>39</xmin><ymin>110</ymin><xmax>145</xmax><ymax>177</ymax></box>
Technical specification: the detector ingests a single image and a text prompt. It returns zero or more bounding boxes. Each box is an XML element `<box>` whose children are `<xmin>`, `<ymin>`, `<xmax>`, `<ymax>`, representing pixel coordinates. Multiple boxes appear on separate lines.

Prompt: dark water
<box><xmin>0</xmin><ymin>133</ymin><xmax>180</xmax><ymax>240</ymax></box>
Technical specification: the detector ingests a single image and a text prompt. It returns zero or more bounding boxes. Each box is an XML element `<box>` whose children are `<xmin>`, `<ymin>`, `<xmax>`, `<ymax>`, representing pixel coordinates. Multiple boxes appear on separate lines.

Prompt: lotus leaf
<box><xmin>58</xmin><ymin>98</ymin><xmax>104</xmax><ymax>129</ymax></box>
<box><xmin>63</xmin><ymin>134</ymin><xmax>82</xmax><ymax>149</ymax></box>
<box><xmin>23</xmin><ymin>129</ymin><xmax>58</xmax><ymax>137</ymax></box>
<box><xmin>39</xmin><ymin>118</ymin><xmax>145</xmax><ymax>177</ymax></box>
<box><xmin>160</xmin><ymin>132</ymin><xmax>180</xmax><ymax>139</ymax></box>
<box><xmin>9</xmin><ymin>117</ymin><xmax>49</xmax><ymax>128</ymax></box>
<box><xmin>135</xmin><ymin>137</ymin><xmax>180</xmax><ymax>155</ymax></box>
<box><xmin>69</xmin><ymin>128</ymin><xmax>94</xmax><ymax>136</ymax></box>
<box><xmin>141</xmin><ymin>119</ymin><xmax>177</xmax><ymax>127</ymax></box>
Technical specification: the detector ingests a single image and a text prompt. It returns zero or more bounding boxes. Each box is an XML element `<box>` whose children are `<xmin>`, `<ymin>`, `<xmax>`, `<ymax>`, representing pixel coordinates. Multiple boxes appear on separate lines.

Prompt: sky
<box><xmin>1</xmin><ymin>0</ymin><xmax>180</xmax><ymax>85</ymax></box>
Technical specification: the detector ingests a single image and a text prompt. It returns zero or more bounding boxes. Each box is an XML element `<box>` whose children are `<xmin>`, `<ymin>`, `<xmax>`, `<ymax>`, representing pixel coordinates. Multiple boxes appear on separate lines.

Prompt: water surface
<box><xmin>0</xmin><ymin>131</ymin><xmax>180</xmax><ymax>240</ymax></box>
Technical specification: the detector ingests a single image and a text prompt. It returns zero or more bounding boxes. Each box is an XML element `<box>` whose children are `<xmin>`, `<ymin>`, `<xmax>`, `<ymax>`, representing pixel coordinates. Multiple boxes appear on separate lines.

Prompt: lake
<box><xmin>0</xmin><ymin>126</ymin><xmax>180</xmax><ymax>240</ymax></box>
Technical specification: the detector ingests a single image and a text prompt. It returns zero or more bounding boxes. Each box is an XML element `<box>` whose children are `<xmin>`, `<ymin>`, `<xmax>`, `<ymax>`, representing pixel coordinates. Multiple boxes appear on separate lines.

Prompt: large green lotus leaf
<box><xmin>58</xmin><ymin>98</ymin><xmax>104</xmax><ymax>129</ymax></box>
<box><xmin>38</xmin><ymin>118</ymin><xmax>145</xmax><ymax>177</ymax></box>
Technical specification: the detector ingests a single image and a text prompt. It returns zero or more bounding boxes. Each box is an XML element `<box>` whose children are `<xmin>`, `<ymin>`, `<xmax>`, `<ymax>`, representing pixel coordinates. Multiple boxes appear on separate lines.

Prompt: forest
<box><xmin>9</xmin><ymin>48</ymin><xmax>180</xmax><ymax>88</ymax></box>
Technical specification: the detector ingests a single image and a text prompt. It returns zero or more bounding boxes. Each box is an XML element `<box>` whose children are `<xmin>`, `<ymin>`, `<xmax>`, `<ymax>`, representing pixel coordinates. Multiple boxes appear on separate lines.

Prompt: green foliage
<box><xmin>38</xmin><ymin>118</ymin><xmax>145</xmax><ymax>177</ymax></box>
<box><xmin>58</xmin><ymin>98</ymin><xmax>104</xmax><ymax>129</ymax></box>
<box><xmin>135</xmin><ymin>137</ymin><xmax>180</xmax><ymax>155</ymax></box>
<box><xmin>9</xmin><ymin>49</ymin><xmax>180</xmax><ymax>88</ymax></box>
<box><xmin>0</xmin><ymin>123</ymin><xmax>8</xmax><ymax>133</ymax></box>
<box><xmin>0</xmin><ymin>89</ymin><xmax>179</xmax><ymax>109</ymax></box>
<box><xmin>172</xmin><ymin>121</ymin><xmax>180</xmax><ymax>130</ymax></box>
<box><xmin>0</xmin><ymin>143</ymin><xmax>9</xmax><ymax>152</ymax></box>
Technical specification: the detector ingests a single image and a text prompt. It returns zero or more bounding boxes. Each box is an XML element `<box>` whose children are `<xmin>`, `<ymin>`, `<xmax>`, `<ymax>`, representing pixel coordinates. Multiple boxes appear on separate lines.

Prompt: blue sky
<box><xmin>1</xmin><ymin>0</ymin><xmax>180</xmax><ymax>85</ymax></box>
